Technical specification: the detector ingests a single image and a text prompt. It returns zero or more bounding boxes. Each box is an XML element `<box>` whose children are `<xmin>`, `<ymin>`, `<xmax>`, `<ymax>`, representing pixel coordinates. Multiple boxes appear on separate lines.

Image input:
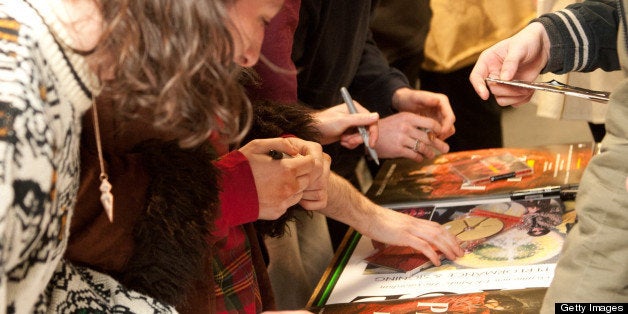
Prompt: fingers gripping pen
<box><xmin>340</xmin><ymin>87</ymin><xmax>380</xmax><ymax>165</ymax></box>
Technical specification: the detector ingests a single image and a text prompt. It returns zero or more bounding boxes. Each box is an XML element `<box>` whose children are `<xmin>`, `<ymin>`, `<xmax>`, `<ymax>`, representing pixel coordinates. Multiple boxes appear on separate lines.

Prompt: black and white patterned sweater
<box><xmin>0</xmin><ymin>0</ymin><xmax>175</xmax><ymax>313</ymax></box>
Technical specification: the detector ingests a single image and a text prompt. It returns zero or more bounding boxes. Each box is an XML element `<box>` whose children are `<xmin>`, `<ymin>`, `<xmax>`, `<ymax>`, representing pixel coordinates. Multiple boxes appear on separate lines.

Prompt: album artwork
<box><xmin>308</xmin><ymin>143</ymin><xmax>591</xmax><ymax>310</ymax></box>
<box><xmin>364</xmin><ymin>245</ymin><xmax>440</xmax><ymax>277</ymax></box>
<box><xmin>450</xmin><ymin>152</ymin><xmax>533</xmax><ymax>184</ymax></box>
<box><xmin>362</xmin><ymin>198</ymin><xmax>562</xmax><ymax>277</ymax></box>
<box><xmin>308</xmin><ymin>196</ymin><xmax>570</xmax><ymax>307</ymax></box>
<box><xmin>366</xmin><ymin>142</ymin><xmax>598</xmax><ymax>208</ymax></box>
<box><xmin>309</xmin><ymin>287</ymin><xmax>548</xmax><ymax>313</ymax></box>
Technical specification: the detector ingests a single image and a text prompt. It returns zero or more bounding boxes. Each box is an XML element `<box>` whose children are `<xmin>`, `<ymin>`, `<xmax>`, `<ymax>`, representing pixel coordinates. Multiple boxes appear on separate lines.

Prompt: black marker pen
<box><xmin>489</xmin><ymin>172</ymin><xmax>516</xmax><ymax>182</ymax></box>
<box><xmin>268</xmin><ymin>150</ymin><xmax>293</xmax><ymax>160</ymax></box>
<box><xmin>510</xmin><ymin>186</ymin><xmax>561</xmax><ymax>200</ymax></box>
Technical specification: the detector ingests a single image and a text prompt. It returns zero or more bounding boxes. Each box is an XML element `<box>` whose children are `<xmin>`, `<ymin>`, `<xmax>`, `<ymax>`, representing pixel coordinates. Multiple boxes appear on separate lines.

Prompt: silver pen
<box><xmin>485</xmin><ymin>77</ymin><xmax>610</xmax><ymax>103</ymax></box>
<box><xmin>340</xmin><ymin>87</ymin><xmax>380</xmax><ymax>165</ymax></box>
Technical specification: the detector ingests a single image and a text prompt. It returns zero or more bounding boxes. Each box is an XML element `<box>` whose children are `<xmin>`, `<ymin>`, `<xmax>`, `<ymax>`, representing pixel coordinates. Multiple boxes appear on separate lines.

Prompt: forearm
<box><xmin>318</xmin><ymin>172</ymin><xmax>377</xmax><ymax>235</ymax></box>
<box><xmin>535</xmin><ymin>0</ymin><xmax>619</xmax><ymax>73</ymax></box>
<box><xmin>318</xmin><ymin>172</ymin><xmax>465</xmax><ymax>264</ymax></box>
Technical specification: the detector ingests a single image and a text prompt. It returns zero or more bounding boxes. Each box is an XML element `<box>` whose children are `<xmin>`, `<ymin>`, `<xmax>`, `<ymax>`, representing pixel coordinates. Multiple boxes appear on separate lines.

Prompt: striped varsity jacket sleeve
<box><xmin>535</xmin><ymin>0</ymin><xmax>621</xmax><ymax>74</ymax></box>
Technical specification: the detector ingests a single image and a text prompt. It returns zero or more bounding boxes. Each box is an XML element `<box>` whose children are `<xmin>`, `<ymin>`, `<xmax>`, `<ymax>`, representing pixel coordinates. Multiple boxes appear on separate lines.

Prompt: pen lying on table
<box><xmin>340</xmin><ymin>87</ymin><xmax>380</xmax><ymax>165</ymax></box>
<box><xmin>509</xmin><ymin>184</ymin><xmax>579</xmax><ymax>201</ymax></box>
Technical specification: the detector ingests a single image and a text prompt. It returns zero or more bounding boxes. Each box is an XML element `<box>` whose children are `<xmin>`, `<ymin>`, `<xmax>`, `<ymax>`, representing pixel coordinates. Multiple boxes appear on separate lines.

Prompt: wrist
<box><xmin>391</xmin><ymin>87</ymin><xmax>405</xmax><ymax>111</ymax></box>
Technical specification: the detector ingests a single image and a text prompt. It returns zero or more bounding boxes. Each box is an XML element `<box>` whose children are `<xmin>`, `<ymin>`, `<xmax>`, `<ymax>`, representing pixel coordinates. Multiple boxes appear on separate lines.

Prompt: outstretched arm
<box><xmin>317</xmin><ymin>173</ymin><xmax>464</xmax><ymax>265</ymax></box>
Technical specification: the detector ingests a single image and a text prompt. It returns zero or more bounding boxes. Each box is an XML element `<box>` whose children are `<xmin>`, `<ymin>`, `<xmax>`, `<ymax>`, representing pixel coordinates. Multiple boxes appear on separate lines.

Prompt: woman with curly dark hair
<box><xmin>58</xmin><ymin>0</ymin><xmax>330</xmax><ymax>312</ymax></box>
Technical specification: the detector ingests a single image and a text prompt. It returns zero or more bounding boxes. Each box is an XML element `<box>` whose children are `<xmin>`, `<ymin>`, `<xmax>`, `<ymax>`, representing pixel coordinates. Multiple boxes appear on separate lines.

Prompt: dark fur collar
<box><xmin>114</xmin><ymin>100</ymin><xmax>319</xmax><ymax>306</ymax></box>
<box><xmin>120</xmin><ymin>140</ymin><xmax>220</xmax><ymax>307</ymax></box>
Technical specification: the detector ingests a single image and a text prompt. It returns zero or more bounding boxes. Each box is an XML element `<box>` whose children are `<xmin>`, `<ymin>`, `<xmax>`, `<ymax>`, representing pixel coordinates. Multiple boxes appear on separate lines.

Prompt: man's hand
<box><xmin>238</xmin><ymin>137</ymin><xmax>329</xmax><ymax>219</ymax></box>
<box><xmin>373</xmin><ymin>112</ymin><xmax>450</xmax><ymax>162</ymax></box>
<box><xmin>312</xmin><ymin>102</ymin><xmax>379</xmax><ymax>148</ymax></box>
<box><xmin>392</xmin><ymin>87</ymin><xmax>456</xmax><ymax>140</ymax></box>
<box><xmin>360</xmin><ymin>206</ymin><xmax>464</xmax><ymax>265</ymax></box>
<box><xmin>285</xmin><ymin>137</ymin><xmax>332</xmax><ymax>211</ymax></box>
<box><xmin>470</xmin><ymin>22</ymin><xmax>551</xmax><ymax>106</ymax></box>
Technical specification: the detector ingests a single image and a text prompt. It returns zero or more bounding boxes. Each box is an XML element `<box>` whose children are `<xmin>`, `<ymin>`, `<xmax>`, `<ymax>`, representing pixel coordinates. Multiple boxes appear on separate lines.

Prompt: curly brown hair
<box><xmin>91</xmin><ymin>0</ymin><xmax>250</xmax><ymax>147</ymax></box>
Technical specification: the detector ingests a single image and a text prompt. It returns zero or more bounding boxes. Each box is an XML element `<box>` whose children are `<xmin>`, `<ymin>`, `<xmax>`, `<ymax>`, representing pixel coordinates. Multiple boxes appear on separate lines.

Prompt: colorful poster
<box><xmin>316</xmin><ymin>197</ymin><xmax>572</xmax><ymax>306</ymax></box>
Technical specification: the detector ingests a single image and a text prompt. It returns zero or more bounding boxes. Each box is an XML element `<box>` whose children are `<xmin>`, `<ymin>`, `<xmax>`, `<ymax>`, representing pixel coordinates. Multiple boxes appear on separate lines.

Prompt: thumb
<box><xmin>499</xmin><ymin>48</ymin><xmax>524</xmax><ymax>81</ymax></box>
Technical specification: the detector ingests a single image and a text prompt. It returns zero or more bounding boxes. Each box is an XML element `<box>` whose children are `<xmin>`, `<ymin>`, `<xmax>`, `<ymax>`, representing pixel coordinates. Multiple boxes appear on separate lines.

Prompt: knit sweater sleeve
<box><xmin>534</xmin><ymin>0</ymin><xmax>620</xmax><ymax>74</ymax></box>
<box><xmin>0</xmin><ymin>20</ymin><xmax>53</xmax><ymax>311</ymax></box>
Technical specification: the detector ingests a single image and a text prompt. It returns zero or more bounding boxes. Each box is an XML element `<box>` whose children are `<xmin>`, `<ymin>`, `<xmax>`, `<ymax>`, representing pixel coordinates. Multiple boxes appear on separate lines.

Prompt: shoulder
<box><xmin>0</xmin><ymin>2</ymin><xmax>54</xmax><ymax>143</ymax></box>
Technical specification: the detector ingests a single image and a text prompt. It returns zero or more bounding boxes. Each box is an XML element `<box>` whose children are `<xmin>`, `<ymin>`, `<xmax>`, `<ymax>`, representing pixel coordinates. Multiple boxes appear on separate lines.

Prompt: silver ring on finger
<box><xmin>412</xmin><ymin>138</ymin><xmax>422</xmax><ymax>152</ymax></box>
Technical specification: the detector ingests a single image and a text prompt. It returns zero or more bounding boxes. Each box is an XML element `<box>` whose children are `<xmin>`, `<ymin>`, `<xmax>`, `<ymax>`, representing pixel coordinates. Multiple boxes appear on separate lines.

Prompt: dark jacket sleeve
<box><xmin>535</xmin><ymin>0</ymin><xmax>620</xmax><ymax>74</ymax></box>
<box><xmin>350</xmin><ymin>29</ymin><xmax>410</xmax><ymax>118</ymax></box>
<box><xmin>293</xmin><ymin>0</ymin><xmax>409</xmax><ymax>117</ymax></box>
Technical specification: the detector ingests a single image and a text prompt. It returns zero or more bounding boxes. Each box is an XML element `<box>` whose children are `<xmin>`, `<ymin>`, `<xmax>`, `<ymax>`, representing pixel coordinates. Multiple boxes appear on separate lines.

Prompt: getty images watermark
<box><xmin>556</xmin><ymin>303</ymin><xmax>626</xmax><ymax>313</ymax></box>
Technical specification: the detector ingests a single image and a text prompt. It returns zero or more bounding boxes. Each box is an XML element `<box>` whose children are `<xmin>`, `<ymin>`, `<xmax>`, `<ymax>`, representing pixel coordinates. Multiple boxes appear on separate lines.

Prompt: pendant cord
<box><xmin>92</xmin><ymin>95</ymin><xmax>114</xmax><ymax>222</ymax></box>
<box><xmin>92</xmin><ymin>96</ymin><xmax>108</xmax><ymax>181</ymax></box>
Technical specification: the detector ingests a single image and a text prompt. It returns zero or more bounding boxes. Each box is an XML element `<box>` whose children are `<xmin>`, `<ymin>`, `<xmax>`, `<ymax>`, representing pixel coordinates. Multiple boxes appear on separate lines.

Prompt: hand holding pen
<box><xmin>237</xmin><ymin>138</ymin><xmax>329</xmax><ymax>218</ymax></box>
<box><xmin>309</xmin><ymin>101</ymin><xmax>380</xmax><ymax>149</ymax></box>
<box><xmin>268</xmin><ymin>149</ymin><xmax>293</xmax><ymax>160</ymax></box>
<box><xmin>340</xmin><ymin>87</ymin><xmax>380</xmax><ymax>165</ymax></box>
<box><xmin>271</xmin><ymin>137</ymin><xmax>331</xmax><ymax>212</ymax></box>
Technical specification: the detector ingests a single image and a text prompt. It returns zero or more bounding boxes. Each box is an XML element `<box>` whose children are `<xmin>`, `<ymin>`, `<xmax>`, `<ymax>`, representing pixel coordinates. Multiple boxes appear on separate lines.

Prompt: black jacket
<box><xmin>292</xmin><ymin>0</ymin><xmax>410</xmax><ymax>180</ymax></box>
